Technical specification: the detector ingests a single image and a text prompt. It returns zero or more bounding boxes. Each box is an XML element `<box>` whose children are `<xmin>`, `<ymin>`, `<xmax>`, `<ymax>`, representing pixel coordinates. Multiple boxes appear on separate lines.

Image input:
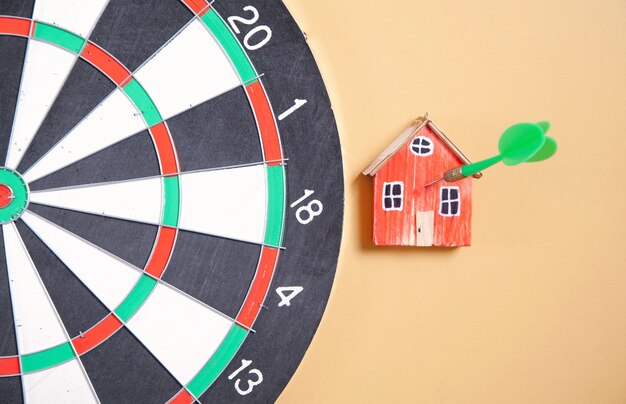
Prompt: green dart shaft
<box><xmin>461</xmin><ymin>155</ymin><xmax>503</xmax><ymax>177</ymax></box>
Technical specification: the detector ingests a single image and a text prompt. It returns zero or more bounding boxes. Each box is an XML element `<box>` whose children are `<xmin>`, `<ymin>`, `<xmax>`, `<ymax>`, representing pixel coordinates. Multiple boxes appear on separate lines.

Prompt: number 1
<box><xmin>278</xmin><ymin>99</ymin><xmax>307</xmax><ymax>121</ymax></box>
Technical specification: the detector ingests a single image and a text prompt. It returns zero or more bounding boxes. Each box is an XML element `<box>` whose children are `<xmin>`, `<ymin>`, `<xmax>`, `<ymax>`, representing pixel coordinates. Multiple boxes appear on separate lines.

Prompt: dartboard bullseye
<box><xmin>0</xmin><ymin>185</ymin><xmax>12</xmax><ymax>209</ymax></box>
<box><xmin>0</xmin><ymin>0</ymin><xmax>343</xmax><ymax>403</ymax></box>
<box><xmin>0</xmin><ymin>168</ymin><xmax>28</xmax><ymax>222</ymax></box>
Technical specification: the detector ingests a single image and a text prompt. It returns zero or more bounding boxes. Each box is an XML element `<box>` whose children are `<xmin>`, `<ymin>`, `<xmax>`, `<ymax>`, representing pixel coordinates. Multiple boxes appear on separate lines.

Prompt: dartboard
<box><xmin>0</xmin><ymin>0</ymin><xmax>343</xmax><ymax>402</ymax></box>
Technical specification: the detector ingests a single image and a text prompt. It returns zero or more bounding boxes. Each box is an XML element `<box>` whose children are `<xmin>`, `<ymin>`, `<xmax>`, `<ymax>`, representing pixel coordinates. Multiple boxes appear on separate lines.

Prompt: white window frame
<box><xmin>382</xmin><ymin>181</ymin><xmax>404</xmax><ymax>211</ymax></box>
<box><xmin>410</xmin><ymin>136</ymin><xmax>434</xmax><ymax>156</ymax></box>
<box><xmin>439</xmin><ymin>186</ymin><xmax>461</xmax><ymax>216</ymax></box>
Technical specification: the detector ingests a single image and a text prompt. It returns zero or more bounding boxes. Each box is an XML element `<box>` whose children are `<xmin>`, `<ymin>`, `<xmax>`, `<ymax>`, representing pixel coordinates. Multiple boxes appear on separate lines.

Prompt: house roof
<box><xmin>362</xmin><ymin>113</ymin><xmax>483</xmax><ymax>178</ymax></box>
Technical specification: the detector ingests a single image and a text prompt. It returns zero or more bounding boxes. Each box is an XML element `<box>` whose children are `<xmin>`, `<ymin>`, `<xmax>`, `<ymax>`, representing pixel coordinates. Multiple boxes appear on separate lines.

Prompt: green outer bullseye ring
<box><xmin>0</xmin><ymin>167</ymin><xmax>29</xmax><ymax>224</ymax></box>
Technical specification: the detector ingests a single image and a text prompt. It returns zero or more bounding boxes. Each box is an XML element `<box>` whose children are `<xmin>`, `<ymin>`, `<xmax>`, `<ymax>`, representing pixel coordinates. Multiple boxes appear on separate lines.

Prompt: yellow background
<box><xmin>278</xmin><ymin>0</ymin><xmax>626</xmax><ymax>403</ymax></box>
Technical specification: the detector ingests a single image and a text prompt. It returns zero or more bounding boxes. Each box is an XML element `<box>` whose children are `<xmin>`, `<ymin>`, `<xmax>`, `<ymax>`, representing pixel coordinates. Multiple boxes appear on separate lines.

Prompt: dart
<box><xmin>425</xmin><ymin>121</ymin><xmax>557</xmax><ymax>187</ymax></box>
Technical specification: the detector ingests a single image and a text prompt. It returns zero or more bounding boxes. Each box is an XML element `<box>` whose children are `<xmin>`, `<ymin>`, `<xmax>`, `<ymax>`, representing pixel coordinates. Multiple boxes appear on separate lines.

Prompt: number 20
<box><xmin>227</xmin><ymin>6</ymin><xmax>272</xmax><ymax>51</ymax></box>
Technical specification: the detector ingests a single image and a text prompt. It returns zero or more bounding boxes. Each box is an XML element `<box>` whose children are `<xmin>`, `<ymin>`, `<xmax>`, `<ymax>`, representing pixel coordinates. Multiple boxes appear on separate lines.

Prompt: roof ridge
<box><xmin>362</xmin><ymin>114</ymin><xmax>482</xmax><ymax>178</ymax></box>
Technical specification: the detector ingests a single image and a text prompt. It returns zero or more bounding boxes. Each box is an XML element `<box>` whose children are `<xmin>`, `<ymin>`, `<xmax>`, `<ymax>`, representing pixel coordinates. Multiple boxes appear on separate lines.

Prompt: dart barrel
<box><xmin>443</xmin><ymin>166</ymin><xmax>467</xmax><ymax>182</ymax></box>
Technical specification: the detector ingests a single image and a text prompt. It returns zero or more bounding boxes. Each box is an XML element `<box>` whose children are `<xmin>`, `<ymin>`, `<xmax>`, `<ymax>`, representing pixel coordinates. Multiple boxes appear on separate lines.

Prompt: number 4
<box><xmin>276</xmin><ymin>286</ymin><xmax>304</xmax><ymax>307</ymax></box>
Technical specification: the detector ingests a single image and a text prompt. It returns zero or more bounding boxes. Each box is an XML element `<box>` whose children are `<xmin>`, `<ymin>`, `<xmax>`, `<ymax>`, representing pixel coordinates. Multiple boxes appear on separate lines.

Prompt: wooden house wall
<box><xmin>372</xmin><ymin>125</ymin><xmax>473</xmax><ymax>246</ymax></box>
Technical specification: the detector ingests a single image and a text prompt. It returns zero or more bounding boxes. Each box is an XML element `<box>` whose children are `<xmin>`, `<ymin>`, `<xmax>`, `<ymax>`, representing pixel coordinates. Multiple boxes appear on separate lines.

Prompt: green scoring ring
<box><xmin>0</xmin><ymin>167</ymin><xmax>29</xmax><ymax>224</ymax></box>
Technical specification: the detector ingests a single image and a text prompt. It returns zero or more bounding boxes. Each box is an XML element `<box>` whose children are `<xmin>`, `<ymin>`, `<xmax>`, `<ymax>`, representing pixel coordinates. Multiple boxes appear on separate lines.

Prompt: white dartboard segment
<box><xmin>125</xmin><ymin>282</ymin><xmax>233</xmax><ymax>385</ymax></box>
<box><xmin>23</xmin><ymin>89</ymin><xmax>148</xmax><ymax>184</ymax></box>
<box><xmin>2</xmin><ymin>223</ymin><xmax>68</xmax><ymax>354</ymax></box>
<box><xmin>33</xmin><ymin>0</ymin><xmax>109</xmax><ymax>38</ymax></box>
<box><xmin>29</xmin><ymin>176</ymin><xmax>162</xmax><ymax>225</ymax></box>
<box><xmin>4</xmin><ymin>0</ymin><xmax>109</xmax><ymax>170</ymax></box>
<box><xmin>178</xmin><ymin>165</ymin><xmax>267</xmax><ymax>244</ymax></box>
<box><xmin>134</xmin><ymin>19</ymin><xmax>240</xmax><ymax>120</ymax></box>
<box><xmin>22</xmin><ymin>359</ymin><xmax>99</xmax><ymax>404</ymax></box>
<box><xmin>4</xmin><ymin>42</ymin><xmax>76</xmax><ymax>170</ymax></box>
<box><xmin>31</xmin><ymin>165</ymin><xmax>268</xmax><ymax>244</ymax></box>
<box><xmin>20</xmin><ymin>211</ymin><xmax>142</xmax><ymax>311</ymax></box>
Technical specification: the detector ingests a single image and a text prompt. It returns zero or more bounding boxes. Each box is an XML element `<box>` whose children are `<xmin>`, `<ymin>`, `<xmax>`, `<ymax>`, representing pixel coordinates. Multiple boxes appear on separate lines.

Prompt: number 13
<box><xmin>228</xmin><ymin>359</ymin><xmax>264</xmax><ymax>396</ymax></box>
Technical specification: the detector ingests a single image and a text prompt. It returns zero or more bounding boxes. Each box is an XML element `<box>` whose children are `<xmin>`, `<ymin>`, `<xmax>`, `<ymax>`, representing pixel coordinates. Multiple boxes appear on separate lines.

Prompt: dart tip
<box><xmin>424</xmin><ymin>178</ymin><xmax>443</xmax><ymax>188</ymax></box>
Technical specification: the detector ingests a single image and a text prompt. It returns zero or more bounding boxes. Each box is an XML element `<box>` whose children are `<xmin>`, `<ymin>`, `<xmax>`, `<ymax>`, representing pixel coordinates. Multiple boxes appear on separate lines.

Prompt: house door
<box><xmin>416</xmin><ymin>210</ymin><xmax>434</xmax><ymax>246</ymax></box>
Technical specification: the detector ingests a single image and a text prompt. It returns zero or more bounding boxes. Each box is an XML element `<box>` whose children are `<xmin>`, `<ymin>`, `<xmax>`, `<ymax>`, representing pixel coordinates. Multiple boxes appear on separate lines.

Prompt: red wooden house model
<box><xmin>363</xmin><ymin>115</ymin><xmax>482</xmax><ymax>247</ymax></box>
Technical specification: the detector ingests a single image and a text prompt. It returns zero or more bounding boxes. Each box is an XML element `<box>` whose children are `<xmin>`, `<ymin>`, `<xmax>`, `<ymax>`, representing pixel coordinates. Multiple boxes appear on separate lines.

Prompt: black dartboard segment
<box><xmin>0</xmin><ymin>0</ymin><xmax>343</xmax><ymax>402</ymax></box>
